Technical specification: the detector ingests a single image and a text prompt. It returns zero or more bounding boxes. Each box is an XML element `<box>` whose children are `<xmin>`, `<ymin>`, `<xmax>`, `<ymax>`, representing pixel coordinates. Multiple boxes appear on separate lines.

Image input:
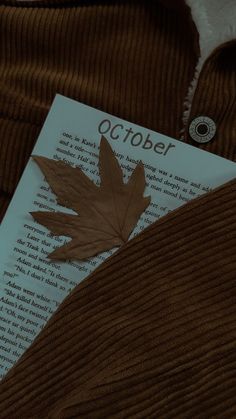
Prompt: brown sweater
<box><xmin>0</xmin><ymin>1</ymin><xmax>236</xmax><ymax>418</ymax></box>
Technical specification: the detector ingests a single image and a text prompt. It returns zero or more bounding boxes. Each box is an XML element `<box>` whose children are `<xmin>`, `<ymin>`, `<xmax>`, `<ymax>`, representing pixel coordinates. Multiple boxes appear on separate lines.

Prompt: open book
<box><xmin>0</xmin><ymin>94</ymin><xmax>236</xmax><ymax>379</ymax></box>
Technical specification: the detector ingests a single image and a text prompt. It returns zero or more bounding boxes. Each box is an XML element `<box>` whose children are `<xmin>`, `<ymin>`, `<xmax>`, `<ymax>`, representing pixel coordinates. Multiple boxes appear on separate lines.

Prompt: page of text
<box><xmin>0</xmin><ymin>94</ymin><xmax>236</xmax><ymax>379</ymax></box>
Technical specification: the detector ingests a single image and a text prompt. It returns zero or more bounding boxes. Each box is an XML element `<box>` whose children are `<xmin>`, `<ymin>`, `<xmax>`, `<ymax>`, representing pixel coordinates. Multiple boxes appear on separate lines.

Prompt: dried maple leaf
<box><xmin>31</xmin><ymin>136</ymin><xmax>151</xmax><ymax>260</ymax></box>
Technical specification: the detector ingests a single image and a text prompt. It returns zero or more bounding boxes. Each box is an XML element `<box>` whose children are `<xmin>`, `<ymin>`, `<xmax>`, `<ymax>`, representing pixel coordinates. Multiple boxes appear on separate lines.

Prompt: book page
<box><xmin>0</xmin><ymin>94</ymin><xmax>236</xmax><ymax>379</ymax></box>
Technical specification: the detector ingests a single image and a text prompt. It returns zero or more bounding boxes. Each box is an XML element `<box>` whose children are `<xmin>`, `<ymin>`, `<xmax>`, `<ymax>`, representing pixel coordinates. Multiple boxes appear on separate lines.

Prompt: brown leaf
<box><xmin>31</xmin><ymin>136</ymin><xmax>151</xmax><ymax>260</ymax></box>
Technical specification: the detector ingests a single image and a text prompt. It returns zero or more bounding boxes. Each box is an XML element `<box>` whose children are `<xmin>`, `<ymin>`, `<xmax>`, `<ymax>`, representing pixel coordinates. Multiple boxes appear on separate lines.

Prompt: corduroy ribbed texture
<box><xmin>0</xmin><ymin>0</ymin><xmax>197</xmax><ymax>205</ymax></box>
<box><xmin>186</xmin><ymin>41</ymin><xmax>236</xmax><ymax>160</ymax></box>
<box><xmin>0</xmin><ymin>1</ymin><xmax>236</xmax><ymax>418</ymax></box>
<box><xmin>1</xmin><ymin>179</ymin><xmax>236</xmax><ymax>418</ymax></box>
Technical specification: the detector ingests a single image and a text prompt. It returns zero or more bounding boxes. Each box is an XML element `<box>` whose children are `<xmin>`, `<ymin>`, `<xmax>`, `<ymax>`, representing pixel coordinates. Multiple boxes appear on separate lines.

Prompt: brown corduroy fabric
<box><xmin>0</xmin><ymin>1</ymin><xmax>235</xmax><ymax>418</ymax></box>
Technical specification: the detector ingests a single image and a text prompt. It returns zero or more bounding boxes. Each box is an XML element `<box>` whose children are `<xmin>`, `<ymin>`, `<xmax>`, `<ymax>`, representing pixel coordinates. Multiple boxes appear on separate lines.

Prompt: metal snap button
<box><xmin>189</xmin><ymin>116</ymin><xmax>216</xmax><ymax>144</ymax></box>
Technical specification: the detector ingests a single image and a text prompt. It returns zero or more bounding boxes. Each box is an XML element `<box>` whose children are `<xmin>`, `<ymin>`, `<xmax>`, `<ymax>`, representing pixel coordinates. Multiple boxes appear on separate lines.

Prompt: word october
<box><xmin>98</xmin><ymin>119</ymin><xmax>176</xmax><ymax>156</ymax></box>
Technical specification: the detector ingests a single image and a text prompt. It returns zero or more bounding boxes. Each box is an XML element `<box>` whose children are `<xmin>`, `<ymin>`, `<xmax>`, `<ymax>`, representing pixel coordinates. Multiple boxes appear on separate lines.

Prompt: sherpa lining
<box><xmin>182</xmin><ymin>0</ymin><xmax>236</xmax><ymax>130</ymax></box>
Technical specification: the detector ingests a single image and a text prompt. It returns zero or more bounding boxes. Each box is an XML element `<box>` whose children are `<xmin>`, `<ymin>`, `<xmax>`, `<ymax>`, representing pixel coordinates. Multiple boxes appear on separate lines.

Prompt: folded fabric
<box><xmin>0</xmin><ymin>0</ymin><xmax>235</xmax><ymax>417</ymax></box>
<box><xmin>0</xmin><ymin>178</ymin><xmax>236</xmax><ymax>417</ymax></box>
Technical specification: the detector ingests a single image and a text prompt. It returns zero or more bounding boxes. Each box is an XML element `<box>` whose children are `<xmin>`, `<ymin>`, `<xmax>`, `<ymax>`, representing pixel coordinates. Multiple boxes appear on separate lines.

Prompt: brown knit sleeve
<box><xmin>0</xmin><ymin>178</ymin><xmax>235</xmax><ymax>418</ymax></box>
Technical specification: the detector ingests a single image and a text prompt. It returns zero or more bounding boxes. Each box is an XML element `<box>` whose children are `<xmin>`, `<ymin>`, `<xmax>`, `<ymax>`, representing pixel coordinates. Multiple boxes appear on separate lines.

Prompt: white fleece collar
<box><xmin>186</xmin><ymin>0</ymin><xmax>236</xmax><ymax>60</ymax></box>
<box><xmin>182</xmin><ymin>0</ymin><xmax>236</xmax><ymax>131</ymax></box>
